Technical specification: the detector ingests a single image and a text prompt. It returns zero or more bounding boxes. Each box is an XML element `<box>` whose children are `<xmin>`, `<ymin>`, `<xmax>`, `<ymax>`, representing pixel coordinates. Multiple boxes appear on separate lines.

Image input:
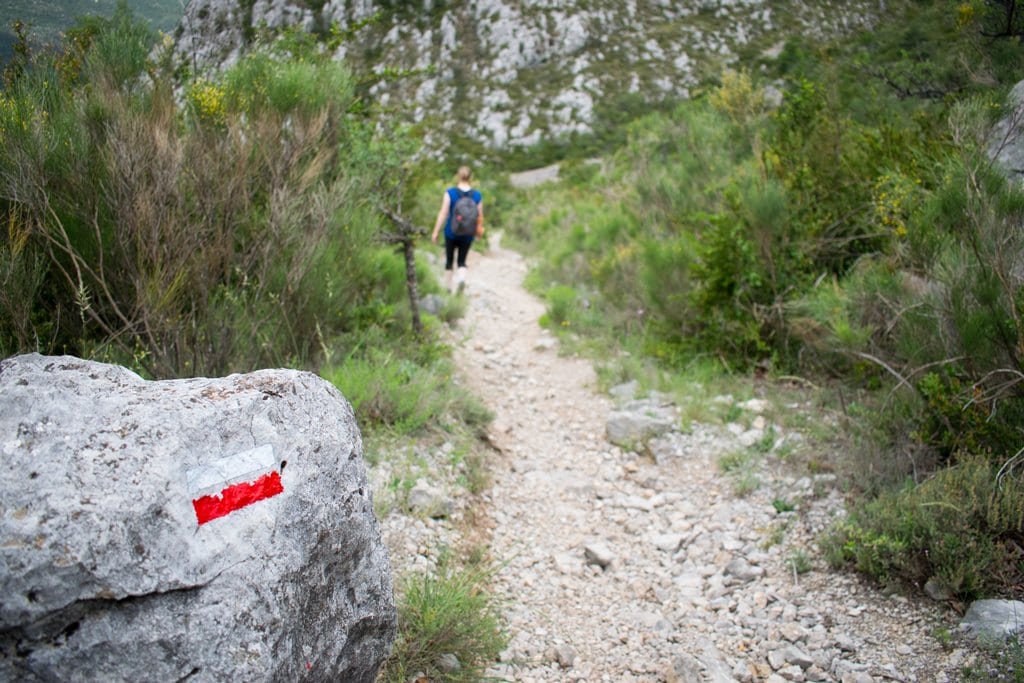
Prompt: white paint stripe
<box><xmin>186</xmin><ymin>444</ymin><xmax>275</xmax><ymax>497</ymax></box>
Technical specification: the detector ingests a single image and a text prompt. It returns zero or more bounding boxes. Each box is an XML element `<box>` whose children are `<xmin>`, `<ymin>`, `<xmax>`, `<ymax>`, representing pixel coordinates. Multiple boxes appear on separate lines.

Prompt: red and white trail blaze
<box><xmin>185</xmin><ymin>444</ymin><xmax>284</xmax><ymax>525</ymax></box>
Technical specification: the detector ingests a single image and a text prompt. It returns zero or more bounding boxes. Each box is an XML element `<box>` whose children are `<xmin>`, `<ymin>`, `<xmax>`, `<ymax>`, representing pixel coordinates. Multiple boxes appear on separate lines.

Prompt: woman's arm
<box><xmin>431</xmin><ymin>192</ymin><xmax>451</xmax><ymax>243</ymax></box>
<box><xmin>476</xmin><ymin>201</ymin><xmax>485</xmax><ymax>237</ymax></box>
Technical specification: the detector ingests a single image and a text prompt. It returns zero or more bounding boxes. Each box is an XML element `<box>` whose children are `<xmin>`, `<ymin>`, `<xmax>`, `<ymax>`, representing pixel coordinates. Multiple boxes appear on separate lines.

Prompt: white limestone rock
<box><xmin>0</xmin><ymin>354</ymin><xmax>394</xmax><ymax>682</ymax></box>
<box><xmin>960</xmin><ymin>599</ymin><xmax>1024</xmax><ymax>640</ymax></box>
<box><xmin>168</xmin><ymin>0</ymin><xmax>889</xmax><ymax>156</ymax></box>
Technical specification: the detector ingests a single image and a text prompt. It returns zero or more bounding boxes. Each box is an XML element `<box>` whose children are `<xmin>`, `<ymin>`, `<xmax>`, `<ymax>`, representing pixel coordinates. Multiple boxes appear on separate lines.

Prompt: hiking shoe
<box><xmin>455</xmin><ymin>267</ymin><xmax>467</xmax><ymax>294</ymax></box>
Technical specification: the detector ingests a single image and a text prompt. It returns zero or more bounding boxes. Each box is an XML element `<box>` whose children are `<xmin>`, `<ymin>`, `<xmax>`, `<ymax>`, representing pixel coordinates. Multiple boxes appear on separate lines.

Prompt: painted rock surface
<box><xmin>0</xmin><ymin>354</ymin><xmax>395</xmax><ymax>682</ymax></box>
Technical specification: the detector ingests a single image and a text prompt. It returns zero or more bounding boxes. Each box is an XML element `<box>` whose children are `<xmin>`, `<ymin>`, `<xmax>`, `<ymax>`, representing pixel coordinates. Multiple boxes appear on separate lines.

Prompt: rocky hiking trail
<box><xmin>379</xmin><ymin>233</ymin><xmax>972</xmax><ymax>683</ymax></box>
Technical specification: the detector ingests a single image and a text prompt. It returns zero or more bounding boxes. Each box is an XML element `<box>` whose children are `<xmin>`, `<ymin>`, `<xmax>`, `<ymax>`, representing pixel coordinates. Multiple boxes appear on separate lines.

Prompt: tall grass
<box><xmin>322</xmin><ymin>344</ymin><xmax>492</xmax><ymax>437</ymax></box>
<box><xmin>379</xmin><ymin>560</ymin><xmax>507</xmax><ymax>683</ymax></box>
<box><xmin>0</xmin><ymin>7</ymin><xmax>414</xmax><ymax>378</ymax></box>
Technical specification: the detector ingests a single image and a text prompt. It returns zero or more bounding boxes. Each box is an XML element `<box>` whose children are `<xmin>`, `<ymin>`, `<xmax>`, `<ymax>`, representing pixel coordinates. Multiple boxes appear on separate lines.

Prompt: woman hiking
<box><xmin>431</xmin><ymin>165</ymin><xmax>484</xmax><ymax>294</ymax></box>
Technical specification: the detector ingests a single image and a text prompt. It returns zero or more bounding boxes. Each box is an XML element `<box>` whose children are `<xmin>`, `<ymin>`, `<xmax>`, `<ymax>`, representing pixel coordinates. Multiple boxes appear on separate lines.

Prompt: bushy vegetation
<box><xmin>322</xmin><ymin>334</ymin><xmax>492</xmax><ymax>437</ymax></box>
<box><xmin>963</xmin><ymin>634</ymin><xmax>1024</xmax><ymax>682</ymax></box>
<box><xmin>0</xmin><ymin>6</ymin><xmax>427</xmax><ymax>380</ymax></box>
<box><xmin>0</xmin><ymin>11</ymin><xmax>506</xmax><ymax>679</ymax></box>
<box><xmin>1</xmin><ymin>12</ymin><xmax>506</xmax><ymax>679</ymax></box>
<box><xmin>823</xmin><ymin>454</ymin><xmax>1024</xmax><ymax>599</ymax></box>
<box><xmin>505</xmin><ymin>0</ymin><xmax>1024</xmax><ymax>600</ymax></box>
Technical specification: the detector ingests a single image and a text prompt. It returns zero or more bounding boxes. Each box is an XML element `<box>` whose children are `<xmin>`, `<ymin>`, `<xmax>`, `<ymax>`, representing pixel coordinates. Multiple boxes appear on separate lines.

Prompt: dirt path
<box><xmin>443</xmin><ymin>233</ymin><xmax>964</xmax><ymax>683</ymax></box>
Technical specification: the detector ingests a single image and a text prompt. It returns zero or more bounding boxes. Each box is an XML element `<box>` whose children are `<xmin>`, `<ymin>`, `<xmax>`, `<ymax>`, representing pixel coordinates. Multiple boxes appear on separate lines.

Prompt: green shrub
<box><xmin>497</xmin><ymin>0</ymin><xmax>1022</xmax><ymax>606</ymax></box>
<box><xmin>962</xmin><ymin>635</ymin><xmax>1024</xmax><ymax>683</ymax></box>
<box><xmin>718</xmin><ymin>448</ymin><xmax>761</xmax><ymax>496</ymax></box>
<box><xmin>380</xmin><ymin>563</ymin><xmax>507</xmax><ymax>683</ymax></box>
<box><xmin>689</xmin><ymin>209</ymin><xmax>767</xmax><ymax>357</ymax></box>
<box><xmin>0</xmin><ymin>8</ymin><xmax>415</xmax><ymax>377</ymax></box>
<box><xmin>788</xmin><ymin>549</ymin><xmax>812</xmax><ymax>574</ymax></box>
<box><xmin>323</xmin><ymin>340</ymin><xmax>491</xmax><ymax>437</ymax></box>
<box><xmin>541</xmin><ymin>284</ymin><xmax>579</xmax><ymax>328</ymax></box>
<box><xmin>773</xmin><ymin>499</ymin><xmax>796</xmax><ymax>513</ymax></box>
<box><xmin>916</xmin><ymin>371</ymin><xmax>1024</xmax><ymax>463</ymax></box>
<box><xmin>733</xmin><ymin>471</ymin><xmax>761</xmax><ymax>497</ymax></box>
<box><xmin>718</xmin><ymin>449</ymin><xmax>751</xmax><ymax>473</ymax></box>
<box><xmin>221</xmin><ymin>50</ymin><xmax>355</xmax><ymax>116</ymax></box>
<box><xmin>0</xmin><ymin>236</ymin><xmax>48</xmax><ymax>356</ymax></box>
<box><xmin>823</xmin><ymin>455</ymin><xmax>1024</xmax><ymax>598</ymax></box>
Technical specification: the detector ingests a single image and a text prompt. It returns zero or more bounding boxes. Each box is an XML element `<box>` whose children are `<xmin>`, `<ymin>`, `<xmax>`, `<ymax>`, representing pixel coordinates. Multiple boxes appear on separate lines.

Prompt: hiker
<box><xmin>431</xmin><ymin>165</ymin><xmax>484</xmax><ymax>294</ymax></box>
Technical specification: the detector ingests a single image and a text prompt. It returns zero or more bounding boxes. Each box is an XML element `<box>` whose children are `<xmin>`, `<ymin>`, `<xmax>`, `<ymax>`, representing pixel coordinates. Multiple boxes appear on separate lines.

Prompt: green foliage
<box><xmin>325</xmin><ymin>351</ymin><xmax>449</xmax><ymax>434</ymax></box>
<box><xmin>787</xmin><ymin>258</ymin><xmax>903</xmax><ymax>379</ymax></box>
<box><xmin>733</xmin><ymin>470</ymin><xmax>761</xmax><ymax>497</ymax></box>
<box><xmin>788</xmin><ymin>548</ymin><xmax>812</xmax><ymax>574</ymax></box>
<box><xmin>0</xmin><ymin>7</ymin><xmax>416</xmax><ymax>378</ymax></box>
<box><xmin>962</xmin><ymin>634</ymin><xmax>1024</xmax><ymax>683</ymax></box>
<box><xmin>823</xmin><ymin>455</ymin><xmax>1024</xmax><ymax>599</ymax></box>
<box><xmin>767</xmin><ymin>77</ymin><xmax>905</xmax><ymax>274</ymax></box>
<box><xmin>916</xmin><ymin>371</ymin><xmax>1024</xmax><ymax>462</ymax></box>
<box><xmin>505</xmin><ymin>5</ymin><xmax>1024</xmax><ymax>600</ymax></box>
<box><xmin>772</xmin><ymin>499</ymin><xmax>796</xmax><ymax>513</ymax></box>
<box><xmin>847</xmin><ymin>1</ymin><xmax>980</xmax><ymax>100</ymax></box>
<box><xmin>540</xmin><ymin>284</ymin><xmax>580</xmax><ymax>329</ymax></box>
<box><xmin>448</xmin><ymin>445</ymin><xmax>490</xmax><ymax>495</ymax></box>
<box><xmin>0</xmin><ymin>232</ymin><xmax>48</xmax><ymax>356</ymax></box>
<box><xmin>380</xmin><ymin>561</ymin><xmax>507</xmax><ymax>683</ymax></box>
<box><xmin>719</xmin><ymin>449</ymin><xmax>751</xmax><ymax>473</ymax></box>
<box><xmin>220</xmin><ymin>50</ymin><xmax>355</xmax><ymax>116</ymax></box>
<box><xmin>968</xmin><ymin>0</ymin><xmax>1024</xmax><ymax>43</ymax></box>
<box><xmin>511</xmin><ymin>96</ymin><xmax>804</xmax><ymax>368</ymax></box>
<box><xmin>719</xmin><ymin>448</ymin><xmax>761</xmax><ymax>496</ymax></box>
<box><xmin>323</xmin><ymin>341</ymin><xmax>492</xmax><ymax>437</ymax></box>
<box><xmin>708</xmin><ymin>69</ymin><xmax>768</xmax><ymax>125</ymax></box>
<box><xmin>687</xmin><ymin>206</ymin><xmax>771</xmax><ymax>358</ymax></box>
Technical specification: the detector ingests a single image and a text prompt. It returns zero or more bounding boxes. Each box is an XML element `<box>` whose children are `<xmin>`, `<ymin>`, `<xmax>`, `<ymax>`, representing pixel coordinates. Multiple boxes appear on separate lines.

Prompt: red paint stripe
<box><xmin>192</xmin><ymin>471</ymin><xmax>284</xmax><ymax>525</ymax></box>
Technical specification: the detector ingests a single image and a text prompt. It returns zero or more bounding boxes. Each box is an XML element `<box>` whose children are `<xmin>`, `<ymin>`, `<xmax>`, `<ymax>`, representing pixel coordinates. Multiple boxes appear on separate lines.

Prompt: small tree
<box><xmin>378</xmin><ymin>174</ymin><xmax>427</xmax><ymax>336</ymax></box>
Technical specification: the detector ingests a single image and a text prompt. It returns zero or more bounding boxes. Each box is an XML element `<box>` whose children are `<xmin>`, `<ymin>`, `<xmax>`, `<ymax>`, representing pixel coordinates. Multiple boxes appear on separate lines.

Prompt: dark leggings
<box><xmin>445</xmin><ymin>237</ymin><xmax>473</xmax><ymax>269</ymax></box>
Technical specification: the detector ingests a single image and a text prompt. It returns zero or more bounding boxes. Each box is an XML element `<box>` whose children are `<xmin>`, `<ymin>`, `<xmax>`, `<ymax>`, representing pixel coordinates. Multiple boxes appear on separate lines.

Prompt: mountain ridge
<box><xmin>0</xmin><ymin>0</ymin><xmax>182</xmax><ymax>64</ymax></box>
<box><xmin>171</xmin><ymin>0</ymin><xmax>894</xmax><ymax>156</ymax></box>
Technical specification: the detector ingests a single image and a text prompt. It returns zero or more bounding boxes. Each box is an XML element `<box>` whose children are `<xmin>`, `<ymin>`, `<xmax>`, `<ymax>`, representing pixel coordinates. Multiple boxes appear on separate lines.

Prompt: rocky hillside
<box><xmin>171</xmin><ymin>0</ymin><xmax>891</xmax><ymax>156</ymax></box>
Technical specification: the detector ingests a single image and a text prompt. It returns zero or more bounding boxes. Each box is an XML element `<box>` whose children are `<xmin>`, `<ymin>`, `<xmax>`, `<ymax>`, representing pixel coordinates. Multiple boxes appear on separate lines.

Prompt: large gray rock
<box><xmin>606</xmin><ymin>398</ymin><xmax>678</xmax><ymax>449</ymax></box>
<box><xmin>960</xmin><ymin>599</ymin><xmax>1024</xmax><ymax>640</ymax></box>
<box><xmin>990</xmin><ymin>80</ymin><xmax>1024</xmax><ymax>179</ymax></box>
<box><xmin>0</xmin><ymin>354</ymin><xmax>395</xmax><ymax>682</ymax></box>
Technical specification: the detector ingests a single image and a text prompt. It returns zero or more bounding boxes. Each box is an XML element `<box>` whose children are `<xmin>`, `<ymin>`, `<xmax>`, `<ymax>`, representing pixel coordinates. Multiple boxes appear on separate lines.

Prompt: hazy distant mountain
<box><xmin>0</xmin><ymin>0</ymin><xmax>184</xmax><ymax>64</ymax></box>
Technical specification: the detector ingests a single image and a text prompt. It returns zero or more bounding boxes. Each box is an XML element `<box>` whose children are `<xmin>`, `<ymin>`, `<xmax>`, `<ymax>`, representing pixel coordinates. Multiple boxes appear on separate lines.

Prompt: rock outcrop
<box><xmin>991</xmin><ymin>79</ymin><xmax>1024</xmax><ymax>179</ymax></box>
<box><xmin>960</xmin><ymin>599</ymin><xmax>1024</xmax><ymax>640</ymax></box>
<box><xmin>171</xmin><ymin>0</ymin><xmax>889</xmax><ymax>154</ymax></box>
<box><xmin>0</xmin><ymin>354</ymin><xmax>395</xmax><ymax>682</ymax></box>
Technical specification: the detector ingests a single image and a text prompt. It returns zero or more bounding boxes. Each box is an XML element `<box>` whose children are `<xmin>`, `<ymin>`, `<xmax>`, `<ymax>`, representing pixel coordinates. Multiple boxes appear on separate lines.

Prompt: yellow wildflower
<box><xmin>188</xmin><ymin>79</ymin><xmax>227</xmax><ymax>126</ymax></box>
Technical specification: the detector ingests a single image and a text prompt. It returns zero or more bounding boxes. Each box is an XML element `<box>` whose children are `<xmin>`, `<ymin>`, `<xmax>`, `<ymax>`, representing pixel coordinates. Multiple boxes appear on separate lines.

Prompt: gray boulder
<box><xmin>960</xmin><ymin>599</ymin><xmax>1024</xmax><ymax>640</ymax></box>
<box><xmin>605</xmin><ymin>398</ymin><xmax>678</xmax><ymax>449</ymax></box>
<box><xmin>0</xmin><ymin>354</ymin><xmax>395</xmax><ymax>682</ymax></box>
<box><xmin>990</xmin><ymin>80</ymin><xmax>1024</xmax><ymax>178</ymax></box>
<box><xmin>419</xmin><ymin>293</ymin><xmax>446</xmax><ymax>316</ymax></box>
<box><xmin>407</xmin><ymin>479</ymin><xmax>454</xmax><ymax>518</ymax></box>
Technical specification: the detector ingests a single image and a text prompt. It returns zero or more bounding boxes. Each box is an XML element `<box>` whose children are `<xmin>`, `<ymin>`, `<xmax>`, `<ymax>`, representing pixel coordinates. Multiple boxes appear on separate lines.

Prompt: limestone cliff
<box><xmin>172</xmin><ymin>0</ymin><xmax>889</xmax><ymax>154</ymax></box>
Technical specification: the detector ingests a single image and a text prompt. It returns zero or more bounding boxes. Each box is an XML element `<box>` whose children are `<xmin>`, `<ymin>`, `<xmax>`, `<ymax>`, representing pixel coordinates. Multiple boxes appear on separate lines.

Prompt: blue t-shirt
<box><xmin>445</xmin><ymin>187</ymin><xmax>482</xmax><ymax>241</ymax></box>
